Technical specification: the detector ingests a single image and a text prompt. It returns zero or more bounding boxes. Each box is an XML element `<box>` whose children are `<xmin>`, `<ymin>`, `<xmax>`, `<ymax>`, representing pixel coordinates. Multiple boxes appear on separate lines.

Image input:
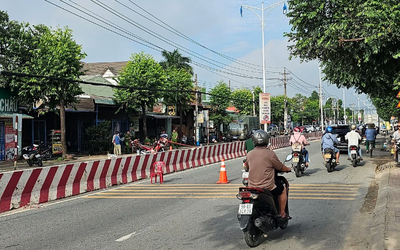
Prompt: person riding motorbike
<box><xmin>289</xmin><ymin>126</ymin><xmax>310</xmax><ymax>168</ymax></box>
<box><xmin>321</xmin><ymin>126</ymin><xmax>341</xmax><ymax>164</ymax></box>
<box><xmin>244</xmin><ymin>130</ymin><xmax>292</xmax><ymax>219</ymax></box>
<box><xmin>365</xmin><ymin>123</ymin><xmax>377</xmax><ymax>153</ymax></box>
<box><xmin>391</xmin><ymin>124</ymin><xmax>400</xmax><ymax>159</ymax></box>
<box><xmin>345</xmin><ymin>124</ymin><xmax>363</xmax><ymax>161</ymax></box>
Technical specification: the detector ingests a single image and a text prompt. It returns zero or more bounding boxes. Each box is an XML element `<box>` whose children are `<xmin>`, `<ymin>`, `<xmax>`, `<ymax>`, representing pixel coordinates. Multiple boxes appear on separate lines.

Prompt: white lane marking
<box><xmin>115</xmin><ymin>231</ymin><xmax>137</xmax><ymax>242</ymax></box>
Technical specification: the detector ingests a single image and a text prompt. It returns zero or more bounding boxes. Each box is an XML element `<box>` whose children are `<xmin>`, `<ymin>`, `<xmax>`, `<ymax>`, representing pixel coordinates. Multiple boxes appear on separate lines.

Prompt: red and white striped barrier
<box><xmin>0</xmin><ymin>141</ymin><xmax>246</xmax><ymax>213</ymax></box>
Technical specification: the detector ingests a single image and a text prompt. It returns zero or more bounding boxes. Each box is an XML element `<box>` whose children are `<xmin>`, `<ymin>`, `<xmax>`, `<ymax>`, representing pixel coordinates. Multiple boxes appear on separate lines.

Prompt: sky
<box><xmin>1</xmin><ymin>0</ymin><xmax>373</xmax><ymax>112</ymax></box>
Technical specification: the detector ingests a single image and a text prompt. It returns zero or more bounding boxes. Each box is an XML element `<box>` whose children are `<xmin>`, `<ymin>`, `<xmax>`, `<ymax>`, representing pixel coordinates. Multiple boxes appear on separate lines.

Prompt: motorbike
<box><xmin>291</xmin><ymin>143</ymin><xmax>306</xmax><ymax>177</ymax></box>
<box><xmin>237</xmin><ymin>156</ymin><xmax>291</xmax><ymax>247</ymax></box>
<box><xmin>154</xmin><ymin>138</ymin><xmax>167</xmax><ymax>153</ymax></box>
<box><xmin>38</xmin><ymin>141</ymin><xmax>53</xmax><ymax>161</ymax></box>
<box><xmin>395</xmin><ymin>140</ymin><xmax>400</xmax><ymax>167</ymax></box>
<box><xmin>22</xmin><ymin>144</ymin><xmax>43</xmax><ymax>167</ymax></box>
<box><xmin>349</xmin><ymin>145</ymin><xmax>361</xmax><ymax>167</ymax></box>
<box><xmin>323</xmin><ymin>148</ymin><xmax>337</xmax><ymax>172</ymax></box>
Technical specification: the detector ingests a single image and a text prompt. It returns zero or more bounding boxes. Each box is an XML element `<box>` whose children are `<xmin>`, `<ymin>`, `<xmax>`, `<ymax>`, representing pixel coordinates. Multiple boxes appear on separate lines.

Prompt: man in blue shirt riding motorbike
<box><xmin>321</xmin><ymin>126</ymin><xmax>341</xmax><ymax>164</ymax></box>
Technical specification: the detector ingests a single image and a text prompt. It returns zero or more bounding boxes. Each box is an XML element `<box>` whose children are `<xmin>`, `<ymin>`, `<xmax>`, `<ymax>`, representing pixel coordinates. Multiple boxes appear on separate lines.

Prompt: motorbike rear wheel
<box><xmin>294</xmin><ymin>163</ymin><xmax>302</xmax><ymax>177</ymax></box>
<box><xmin>38</xmin><ymin>159</ymin><xmax>43</xmax><ymax>167</ymax></box>
<box><xmin>27</xmin><ymin>160</ymin><xmax>33</xmax><ymax>167</ymax></box>
<box><xmin>244</xmin><ymin>223</ymin><xmax>263</xmax><ymax>247</ymax></box>
<box><xmin>352</xmin><ymin>157</ymin><xmax>357</xmax><ymax>167</ymax></box>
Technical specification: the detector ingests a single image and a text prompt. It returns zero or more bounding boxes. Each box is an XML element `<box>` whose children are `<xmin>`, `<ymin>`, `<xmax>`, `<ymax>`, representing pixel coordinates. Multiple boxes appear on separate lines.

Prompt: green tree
<box><xmin>21</xmin><ymin>26</ymin><xmax>86</xmax><ymax>158</ymax></box>
<box><xmin>0</xmin><ymin>11</ymin><xmax>42</xmax><ymax>87</ymax></box>
<box><xmin>289</xmin><ymin>93</ymin><xmax>307</xmax><ymax>124</ymax></box>
<box><xmin>271</xmin><ymin>95</ymin><xmax>285</xmax><ymax>125</ymax></box>
<box><xmin>160</xmin><ymin>49</ymin><xmax>193</xmax><ymax>76</ymax></box>
<box><xmin>231</xmin><ymin>88</ymin><xmax>253</xmax><ymax>115</ymax></box>
<box><xmin>285</xmin><ymin>0</ymin><xmax>400</xmax><ymax>116</ymax></box>
<box><xmin>114</xmin><ymin>52</ymin><xmax>166</xmax><ymax>138</ymax></box>
<box><xmin>163</xmin><ymin>68</ymin><xmax>194</xmax><ymax>137</ymax></box>
<box><xmin>115</xmin><ymin>52</ymin><xmax>166</xmax><ymax>139</ymax></box>
<box><xmin>209</xmin><ymin>81</ymin><xmax>232</xmax><ymax>137</ymax></box>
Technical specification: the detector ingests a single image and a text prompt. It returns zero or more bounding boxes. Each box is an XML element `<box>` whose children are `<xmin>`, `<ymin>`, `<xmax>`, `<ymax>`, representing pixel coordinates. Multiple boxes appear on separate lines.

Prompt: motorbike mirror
<box><xmin>285</xmin><ymin>154</ymin><xmax>293</xmax><ymax>162</ymax></box>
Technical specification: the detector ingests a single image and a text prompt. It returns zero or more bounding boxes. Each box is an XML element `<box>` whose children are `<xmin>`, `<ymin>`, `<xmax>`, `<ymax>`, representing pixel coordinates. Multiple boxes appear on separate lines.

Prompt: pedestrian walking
<box><xmin>112</xmin><ymin>131</ymin><xmax>121</xmax><ymax>155</ymax></box>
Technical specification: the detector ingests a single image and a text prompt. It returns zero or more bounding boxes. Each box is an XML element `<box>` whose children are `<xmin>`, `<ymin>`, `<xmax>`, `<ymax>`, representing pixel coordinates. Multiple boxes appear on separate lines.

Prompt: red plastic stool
<box><xmin>151</xmin><ymin>161</ymin><xmax>165</xmax><ymax>184</ymax></box>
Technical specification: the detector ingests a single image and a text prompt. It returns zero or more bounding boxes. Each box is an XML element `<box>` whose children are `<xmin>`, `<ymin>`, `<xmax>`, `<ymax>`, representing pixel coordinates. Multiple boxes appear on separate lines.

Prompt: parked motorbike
<box><xmin>237</xmin><ymin>156</ymin><xmax>291</xmax><ymax>247</ymax></box>
<box><xmin>39</xmin><ymin>141</ymin><xmax>53</xmax><ymax>161</ymax></box>
<box><xmin>349</xmin><ymin>145</ymin><xmax>361</xmax><ymax>167</ymax></box>
<box><xmin>323</xmin><ymin>148</ymin><xmax>337</xmax><ymax>172</ymax></box>
<box><xmin>154</xmin><ymin>138</ymin><xmax>167</xmax><ymax>153</ymax></box>
<box><xmin>291</xmin><ymin>143</ymin><xmax>306</xmax><ymax>177</ymax></box>
<box><xmin>22</xmin><ymin>144</ymin><xmax>43</xmax><ymax>167</ymax></box>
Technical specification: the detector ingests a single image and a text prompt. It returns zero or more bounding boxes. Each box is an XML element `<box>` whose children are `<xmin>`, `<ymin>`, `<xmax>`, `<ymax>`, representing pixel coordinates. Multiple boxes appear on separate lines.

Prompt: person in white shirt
<box><xmin>345</xmin><ymin>124</ymin><xmax>362</xmax><ymax>160</ymax></box>
<box><xmin>391</xmin><ymin>124</ymin><xmax>400</xmax><ymax>159</ymax></box>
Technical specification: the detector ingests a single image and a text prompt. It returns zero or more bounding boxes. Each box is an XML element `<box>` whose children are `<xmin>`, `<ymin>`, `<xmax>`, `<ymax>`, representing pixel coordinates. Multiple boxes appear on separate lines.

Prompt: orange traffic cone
<box><xmin>216</xmin><ymin>159</ymin><xmax>230</xmax><ymax>184</ymax></box>
<box><xmin>169</xmin><ymin>144</ymin><xmax>173</xmax><ymax>150</ymax></box>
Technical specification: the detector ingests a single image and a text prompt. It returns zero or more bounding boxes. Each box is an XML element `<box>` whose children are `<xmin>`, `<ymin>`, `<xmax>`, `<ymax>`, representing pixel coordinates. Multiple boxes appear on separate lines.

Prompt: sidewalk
<box><xmin>372</xmin><ymin>161</ymin><xmax>400</xmax><ymax>250</ymax></box>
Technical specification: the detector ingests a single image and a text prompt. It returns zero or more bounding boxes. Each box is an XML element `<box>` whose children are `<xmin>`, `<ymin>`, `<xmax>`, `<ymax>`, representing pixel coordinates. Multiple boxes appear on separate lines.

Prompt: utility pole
<box><xmin>283</xmin><ymin>68</ymin><xmax>288</xmax><ymax>133</ymax></box>
<box><xmin>318</xmin><ymin>65</ymin><xmax>324</xmax><ymax>131</ymax></box>
<box><xmin>252</xmin><ymin>91</ymin><xmax>256</xmax><ymax>116</ymax></box>
<box><xmin>343</xmin><ymin>89</ymin><xmax>346</xmax><ymax>124</ymax></box>
<box><xmin>194</xmin><ymin>74</ymin><xmax>199</xmax><ymax>146</ymax></box>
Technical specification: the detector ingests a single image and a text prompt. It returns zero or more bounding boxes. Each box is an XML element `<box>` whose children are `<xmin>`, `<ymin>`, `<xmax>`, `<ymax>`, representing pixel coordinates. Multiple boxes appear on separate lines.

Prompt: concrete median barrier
<box><xmin>0</xmin><ymin>141</ymin><xmax>246</xmax><ymax>213</ymax></box>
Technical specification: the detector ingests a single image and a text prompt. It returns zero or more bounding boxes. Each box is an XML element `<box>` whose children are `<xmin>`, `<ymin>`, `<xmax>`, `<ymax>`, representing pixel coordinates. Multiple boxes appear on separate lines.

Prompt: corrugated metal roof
<box><xmin>0</xmin><ymin>113</ymin><xmax>34</xmax><ymax>119</ymax></box>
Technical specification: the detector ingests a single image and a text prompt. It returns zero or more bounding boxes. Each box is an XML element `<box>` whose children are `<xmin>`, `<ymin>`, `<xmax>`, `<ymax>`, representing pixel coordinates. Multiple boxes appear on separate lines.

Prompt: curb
<box><xmin>370</xmin><ymin>168</ymin><xmax>390</xmax><ymax>250</ymax></box>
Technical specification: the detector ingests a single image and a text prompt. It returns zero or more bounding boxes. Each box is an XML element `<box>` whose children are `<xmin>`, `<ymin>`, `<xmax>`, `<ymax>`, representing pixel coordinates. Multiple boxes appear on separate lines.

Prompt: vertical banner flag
<box><xmin>259</xmin><ymin>93</ymin><xmax>271</xmax><ymax>124</ymax></box>
<box><xmin>283</xmin><ymin>3</ymin><xmax>288</xmax><ymax>14</ymax></box>
<box><xmin>240</xmin><ymin>6</ymin><xmax>243</xmax><ymax>17</ymax></box>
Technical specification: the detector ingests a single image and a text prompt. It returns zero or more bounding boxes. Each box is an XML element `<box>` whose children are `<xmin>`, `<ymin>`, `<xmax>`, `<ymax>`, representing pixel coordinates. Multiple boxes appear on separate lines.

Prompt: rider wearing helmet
<box><xmin>321</xmin><ymin>126</ymin><xmax>340</xmax><ymax>164</ymax></box>
<box><xmin>345</xmin><ymin>124</ymin><xmax>363</xmax><ymax>161</ymax></box>
<box><xmin>244</xmin><ymin>130</ymin><xmax>292</xmax><ymax>219</ymax></box>
<box><xmin>289</xmin><ymin>126</ymin><xmax>310</xmax><ymax>167</ymax></box>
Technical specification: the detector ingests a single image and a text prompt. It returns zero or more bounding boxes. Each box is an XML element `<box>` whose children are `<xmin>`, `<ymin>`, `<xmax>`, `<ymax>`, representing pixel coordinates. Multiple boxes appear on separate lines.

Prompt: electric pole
<box><xmin>194</xmin><ymin>74</ymin><xmax>199</xmax><ymax>146</ymax></box>
<box><xmin>283</xmin><ymin>68</ymin><xmax>288</xmax><ymax>133</ymax></box>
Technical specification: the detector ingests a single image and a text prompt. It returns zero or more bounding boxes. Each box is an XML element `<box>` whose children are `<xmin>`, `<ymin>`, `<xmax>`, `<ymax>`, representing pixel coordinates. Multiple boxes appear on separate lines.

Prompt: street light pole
<box><xmin>241</xmin><ymin>0</ymin><xmax>285</xmax><ymax>131</ymax></box>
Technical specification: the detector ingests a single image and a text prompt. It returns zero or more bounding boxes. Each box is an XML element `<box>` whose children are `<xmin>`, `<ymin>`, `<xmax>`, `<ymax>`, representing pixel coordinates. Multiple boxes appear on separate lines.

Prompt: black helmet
<box><xmin>252</xmin><ymin>130</ymin><xmax>270</xmax><ymax>147</ymax></box>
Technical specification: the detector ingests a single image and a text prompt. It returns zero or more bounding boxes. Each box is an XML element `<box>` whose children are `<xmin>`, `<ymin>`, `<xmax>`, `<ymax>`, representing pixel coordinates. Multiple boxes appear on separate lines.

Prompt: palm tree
<box><xmin>160</xmin><ymin>49</ymin><xmax>193</xmax><ymax>76</ymax></box>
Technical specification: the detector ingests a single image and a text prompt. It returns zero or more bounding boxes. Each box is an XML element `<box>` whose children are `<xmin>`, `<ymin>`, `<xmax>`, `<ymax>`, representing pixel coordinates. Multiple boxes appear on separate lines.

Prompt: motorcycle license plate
<box><xmin>242</xmin><ymin>172</ymin><xmax>249</xmax><ymax>178</ymax></box>
<box><xmin>324</xmin><ymin>154</ymin><xmax>331</xmax><ymax>159</ymax></box>
<box><xmin>292</xmin><ymin>157</ymin><xmax>299</xmax><ymax>163</ymax></box>
<box><xmin>350</xmin><ymin>150</ymin><xmax>357</xmax><ymax>154</ymax></box>
<box><xmin>238</xmin><ymin>204</ymin><xmax>253</xmax><ymax>215</ymax></box>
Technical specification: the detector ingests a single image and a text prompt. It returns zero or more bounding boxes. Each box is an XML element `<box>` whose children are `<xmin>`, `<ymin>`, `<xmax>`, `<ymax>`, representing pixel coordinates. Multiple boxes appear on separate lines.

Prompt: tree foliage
<box><xmin>114</xmin><ymin>52</ymin><xmax>166</xmax><ymax>139</ymax></box>
<box><xmin>160</xmin><ymin>49</ymin><xmax>193</xmax><ymax>76</ymax></box>
<box><xmin>231</xmin><ymin>88</ymin><xmax>253</xmax><ymax>115</ymax></box>
<box><xmin>285</xmin><ymin>0</ymin><xmax>400</xmax><ymax>116</ymax></box>
<box><xmin>163</xmin><ymin>67</ymin><xmax>194</xmax><ymax>137</ymax></box>
<box><xmin>22</xmin><ymin>26</ymin><xmax>86</xmax><ymax>158</ymax></box>
<box><xmin>209</xmin><ymin>81</ymin><xmax>232</xmax><ymax>136</ymax></box>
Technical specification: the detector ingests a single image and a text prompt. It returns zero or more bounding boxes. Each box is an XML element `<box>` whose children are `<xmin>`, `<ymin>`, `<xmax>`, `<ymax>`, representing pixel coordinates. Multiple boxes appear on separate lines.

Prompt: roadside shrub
<box><xmin>85</xmin><ymin>121</ymin><xmax>112</xmax><ymax>155</ymax></box>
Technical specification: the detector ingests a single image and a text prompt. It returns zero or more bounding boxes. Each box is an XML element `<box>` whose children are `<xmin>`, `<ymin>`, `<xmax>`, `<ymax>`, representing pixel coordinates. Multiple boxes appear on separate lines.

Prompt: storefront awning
<box><xmin>0</xmin><ymin>112</ymin><xmax>34</xmax><ymax>119</ymax></box>
<box><xmin>146</xmin><ymin>113</ymin><xmax>180</xmax><ymax>119</ymax></box>
<box><xmin>93</xmin><ymin>98</ymin><xmax>115</xmax><ymax>105</ymax></box>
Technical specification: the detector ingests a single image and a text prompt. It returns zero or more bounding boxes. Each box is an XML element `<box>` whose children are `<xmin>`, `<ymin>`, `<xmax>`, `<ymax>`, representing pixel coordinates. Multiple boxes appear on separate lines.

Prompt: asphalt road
<box><xmin>0</xmin><ymin>140</ymin><xmax>377</xmax><ymax>250</ymax></box>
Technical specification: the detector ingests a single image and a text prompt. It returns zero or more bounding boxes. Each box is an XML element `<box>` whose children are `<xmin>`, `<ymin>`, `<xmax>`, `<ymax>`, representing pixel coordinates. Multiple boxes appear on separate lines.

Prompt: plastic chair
<box><xmin>151</xmin><ymin>161</ymin><xmax>165</xmax><ymax>184</ymax></box>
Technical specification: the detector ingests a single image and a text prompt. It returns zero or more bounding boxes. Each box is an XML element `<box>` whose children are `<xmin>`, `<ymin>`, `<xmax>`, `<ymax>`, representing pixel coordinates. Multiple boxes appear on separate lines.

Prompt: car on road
<box><xmin>329</xmin><ymin>124</ymin><xmax>351</xmax><ymax>152</ymax></box>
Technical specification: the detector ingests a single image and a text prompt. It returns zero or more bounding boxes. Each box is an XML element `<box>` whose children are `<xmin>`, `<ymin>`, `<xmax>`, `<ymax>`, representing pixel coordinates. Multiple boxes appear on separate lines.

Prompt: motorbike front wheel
<box><xmin>294</xmin><ymin>163</ymin><xmax>302</xmax><ymax>177</ymax></box>
<box><xmin>244</xmin><ymin>223</ymin><xmax>263</xmax><ymax>248</ymax></box>
<box><xmin>37</xmin><ymin>159</ymin><xmax>43</xmax><ymax>167</ymax></box>
<box><xmin>27</xmin><ymin>160</ymin><xmax>33</xmax><ymax>167</ymax></box>
<box><xmin>326</xmin><ymin>162</ymin><xmax>333</xmax><ymax>172</ymax></box>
